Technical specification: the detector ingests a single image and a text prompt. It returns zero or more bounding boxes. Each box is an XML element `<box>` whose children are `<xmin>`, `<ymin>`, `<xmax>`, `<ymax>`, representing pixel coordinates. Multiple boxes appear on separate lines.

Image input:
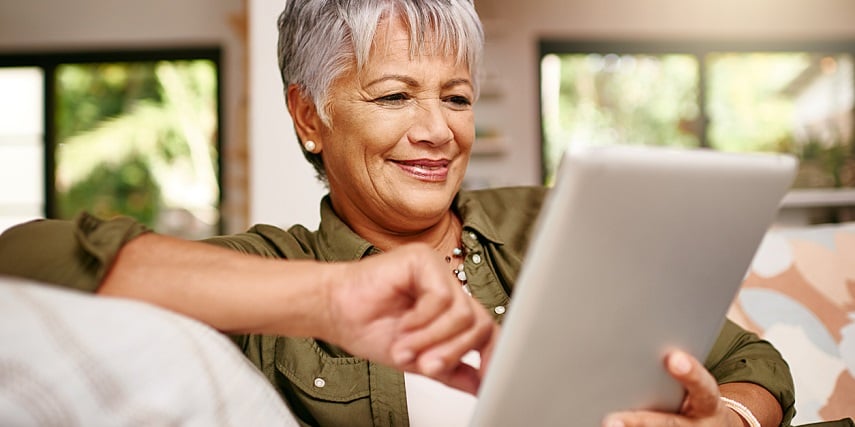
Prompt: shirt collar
<box><xmin>454</xmin><ymin>190</ymin><xmax>505</xmax><ymax>246</ymax></box>
<box><xmin>316</xmin><ymin>195</ymin><xmax>376</xmax><ymax>261</ymax></box>
<box><xmin>315</xmin><ymin>190</ymin><xmax>506</xmax><ymax>261</ymax></box>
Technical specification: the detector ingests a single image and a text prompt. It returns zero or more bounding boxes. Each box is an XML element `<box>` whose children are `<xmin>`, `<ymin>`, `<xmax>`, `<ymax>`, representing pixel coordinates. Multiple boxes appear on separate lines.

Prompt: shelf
<box><xmin>781</xmin><ymin>188</ymin><xmax>855</xmax><ymax>208</ymax></box>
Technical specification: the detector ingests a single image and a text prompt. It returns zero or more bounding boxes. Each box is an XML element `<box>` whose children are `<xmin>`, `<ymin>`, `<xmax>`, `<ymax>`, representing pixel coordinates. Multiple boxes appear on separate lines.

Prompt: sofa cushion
<box><xmin>729</xmin><ymin>222</ymin><xmax>855</xmax><ymax>425</ymax></box>
<box><xmin>0</xmin><ymin>276</ymin><xmax>298</xmax><ymax>427</ymax></box>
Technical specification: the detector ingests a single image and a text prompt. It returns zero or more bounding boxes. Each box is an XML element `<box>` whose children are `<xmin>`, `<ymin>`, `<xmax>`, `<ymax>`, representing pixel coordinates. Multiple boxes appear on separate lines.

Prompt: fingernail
<box><xmin>394</xmin><ymin>349</ymin><xmax>414</xmax><ymax>365</ymax></box>
<box><xmin>670</xmin><ymin>352</ymin><xmax>691</xmax><ymax>375</ymax></box>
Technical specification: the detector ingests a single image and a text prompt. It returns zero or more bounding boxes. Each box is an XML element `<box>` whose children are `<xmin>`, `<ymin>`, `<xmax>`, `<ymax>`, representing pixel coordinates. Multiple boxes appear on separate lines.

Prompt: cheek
<box><xmin>451</xmin><ymin>113</ymin><xmax>476</xmax><ymax>147</ymax></box>
<box><xmin>356</xmin><ymin>110</ymin><xmax>413</xmax><ymax>152</ymax></box>
<box><xmin>326</xmin><ymin>113</ymin><xmax>404</xmax><ymax>173</ymax></box>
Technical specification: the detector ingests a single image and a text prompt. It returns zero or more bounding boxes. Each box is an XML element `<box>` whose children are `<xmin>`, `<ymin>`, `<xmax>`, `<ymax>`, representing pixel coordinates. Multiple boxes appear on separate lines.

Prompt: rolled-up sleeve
<box><xmin>705</xmin><ymin>319</ymin><xmax>796</xmax><ymax>426</ymax></box>
<box><xmin>0</xmin><ymin>212</ymin><xmax>149</xmax><ymax>293</ymax></box>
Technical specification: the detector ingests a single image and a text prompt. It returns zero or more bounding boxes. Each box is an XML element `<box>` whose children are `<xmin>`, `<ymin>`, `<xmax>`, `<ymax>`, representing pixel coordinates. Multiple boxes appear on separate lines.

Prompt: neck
<box><xmin>342</xmin><ymin>208</ymin><xmax>461</xmax><ymax>255</ymax></box>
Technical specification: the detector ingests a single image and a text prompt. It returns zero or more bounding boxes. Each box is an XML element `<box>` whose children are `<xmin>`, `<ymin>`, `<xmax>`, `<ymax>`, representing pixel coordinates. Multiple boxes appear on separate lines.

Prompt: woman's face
<box><xmin>318</xmin><ymin>17</ymin><xmax>475</xmax><ymax>234</ymax></box>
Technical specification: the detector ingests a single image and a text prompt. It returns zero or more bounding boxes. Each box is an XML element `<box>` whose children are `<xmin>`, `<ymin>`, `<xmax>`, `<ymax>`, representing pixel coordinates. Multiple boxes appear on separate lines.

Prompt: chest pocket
<box><xmin>274</xmin><ymin>337</ymin><xmax>374</xmax><ymax>426</ymax></box>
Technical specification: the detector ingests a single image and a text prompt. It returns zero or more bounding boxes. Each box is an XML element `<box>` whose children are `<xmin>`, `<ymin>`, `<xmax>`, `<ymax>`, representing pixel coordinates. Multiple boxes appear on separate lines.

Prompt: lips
<box><xmin>392</xmin><ymin>159</ymin><xmax>450</xmax><ymax>181</ymax></box>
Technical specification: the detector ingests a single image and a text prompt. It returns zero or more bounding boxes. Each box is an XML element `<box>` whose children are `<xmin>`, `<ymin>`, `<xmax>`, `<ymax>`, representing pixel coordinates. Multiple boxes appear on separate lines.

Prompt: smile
<box><xmin>392</xmin><ymin>159</ymin><xmax>450</xmax><ymax>181</ymax></box>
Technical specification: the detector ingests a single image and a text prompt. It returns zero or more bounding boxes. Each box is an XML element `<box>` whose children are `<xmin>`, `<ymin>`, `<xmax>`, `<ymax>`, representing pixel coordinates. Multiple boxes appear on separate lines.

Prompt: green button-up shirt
<box><xmin>0</xmin><ymin>186</ymin><xmax>796</xmax><ymax>426</ymax></box>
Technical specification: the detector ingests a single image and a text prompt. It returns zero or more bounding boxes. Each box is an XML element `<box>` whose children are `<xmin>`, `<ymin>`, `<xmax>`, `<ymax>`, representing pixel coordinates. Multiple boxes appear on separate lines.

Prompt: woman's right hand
<box><xmin>97</xmin><ymin>232</ymin><xmax>497</xmax><ymax>393</ymax></box>
<box><xmin>322</xmin><ymin>243</ymin><xmax>499</xmax><ymax>394</ymax></box>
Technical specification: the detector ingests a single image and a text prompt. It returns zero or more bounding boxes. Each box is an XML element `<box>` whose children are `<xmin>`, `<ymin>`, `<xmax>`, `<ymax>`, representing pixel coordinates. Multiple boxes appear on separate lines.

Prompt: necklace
<box><xmin>445</xmin><ymin>245</ymin><xmax>470</xmax><ymax>295</ymax></box>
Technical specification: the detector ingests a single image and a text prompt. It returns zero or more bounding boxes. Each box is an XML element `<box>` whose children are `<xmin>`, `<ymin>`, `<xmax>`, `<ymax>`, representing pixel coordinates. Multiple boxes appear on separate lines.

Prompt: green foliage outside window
<box><xmin>60</xmin><ymin>155</ymin><xmax>160</xmax><ymax>225</ymax></box>
<box><xmin>54</xmin><ymin>59</ymin><xmax>219</xmax><ymax>238</ymax></box>
<box><xmin>541</xmin><ymin>53</ymin><xmax>699</xmax><ymax>185</ymax></box>
<box><xmin>541</xmin><ymin>50</ymin><xmax>854</xmax><ymax>190</ymax></box>
<box><xmin>706</xmin><ymin>53</ymin><xmax>854</xmax><ymax>189</ymax></box>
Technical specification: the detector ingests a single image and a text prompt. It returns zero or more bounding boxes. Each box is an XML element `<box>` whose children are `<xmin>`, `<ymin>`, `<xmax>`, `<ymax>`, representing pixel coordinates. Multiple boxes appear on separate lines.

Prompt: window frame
<box><xmin>0</xmin><ymin>48</ymin><xmax>224</xmax><ymax>230</ymax></box>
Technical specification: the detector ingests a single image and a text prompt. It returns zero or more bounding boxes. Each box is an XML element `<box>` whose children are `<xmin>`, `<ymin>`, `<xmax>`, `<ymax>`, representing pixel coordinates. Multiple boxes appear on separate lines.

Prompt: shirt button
<box><xmin>468</xmin><ymin>231</ymin><xmax>477</xmax><ymax>240</ymax></box>
<box><xmin>314</xmin><ymin>378</ymin><xmax>326</xmax><ymax>388</ymax></box>
<box><xmin>471</xmin><ymin>254</ymin><xmax>482</xmax><ymax>264</ymax></box>
<box><xmin>494</xmin><ymin>305</ymin><xmax>506</xmax><ymax>315</ymax></box>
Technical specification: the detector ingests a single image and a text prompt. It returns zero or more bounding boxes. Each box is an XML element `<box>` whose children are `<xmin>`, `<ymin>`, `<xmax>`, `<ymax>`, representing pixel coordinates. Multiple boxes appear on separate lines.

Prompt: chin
<box><xmin>398</xmin><ymin>190</ymin><xmax>457</xmax><ymax>218</ymax></box>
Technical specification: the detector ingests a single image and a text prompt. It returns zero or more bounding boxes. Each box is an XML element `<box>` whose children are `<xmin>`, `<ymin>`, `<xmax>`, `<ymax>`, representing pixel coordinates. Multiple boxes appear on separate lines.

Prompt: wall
<box><xmin>0</xmin><ymin>1</ymin><xmax>241</xmax><ymax>48</ymax></box>
<box><xmin>247</xmin><ymin>0</ymin><xmax>326</xmax><ymax>229</ymax></box>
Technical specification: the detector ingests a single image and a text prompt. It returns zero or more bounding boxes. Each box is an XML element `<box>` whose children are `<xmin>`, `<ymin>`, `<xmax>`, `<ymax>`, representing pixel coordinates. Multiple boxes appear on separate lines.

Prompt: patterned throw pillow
<box><xmin>0</xmin><ymin>277</ymin><xmax>299</xmax><ymax>427</ymax></box>
<box><xmin>729</xmin><ymin>223</ymin><xmax>855</xmax><ymax>425</ymax></box>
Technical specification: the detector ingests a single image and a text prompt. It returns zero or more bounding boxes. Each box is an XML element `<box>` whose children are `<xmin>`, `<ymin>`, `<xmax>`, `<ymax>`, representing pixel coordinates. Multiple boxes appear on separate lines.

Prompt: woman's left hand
<box><xmin>601</xmin><ymin>351</ymin><xmax>743</xmax><ymax>427</ymax></box>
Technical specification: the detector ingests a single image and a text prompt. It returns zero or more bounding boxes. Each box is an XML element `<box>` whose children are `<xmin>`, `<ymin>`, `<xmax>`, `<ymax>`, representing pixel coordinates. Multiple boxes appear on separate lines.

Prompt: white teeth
<box><xmin>401</xmin><ymin>163</ymin><xmax>442</xmax><ymax>171</ymax></box>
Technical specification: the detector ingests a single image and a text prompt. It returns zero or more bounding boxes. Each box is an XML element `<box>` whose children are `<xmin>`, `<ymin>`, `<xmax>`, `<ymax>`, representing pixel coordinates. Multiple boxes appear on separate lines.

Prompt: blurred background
<box><xmin>0</xmin><ymin>0</ymin><xmax>853</xmax><ymax>236</ymax></box>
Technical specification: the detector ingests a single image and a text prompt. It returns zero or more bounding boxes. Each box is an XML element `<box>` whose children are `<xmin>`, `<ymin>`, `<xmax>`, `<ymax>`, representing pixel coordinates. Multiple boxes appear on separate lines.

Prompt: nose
<box><xmin>408</xmin><ymin>99</ymin><xmax>453</xmax><ymax>146</ymax></box>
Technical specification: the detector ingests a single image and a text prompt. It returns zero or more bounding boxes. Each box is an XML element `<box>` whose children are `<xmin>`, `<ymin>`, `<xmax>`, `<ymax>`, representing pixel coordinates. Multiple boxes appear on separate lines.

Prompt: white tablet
<box><xmin>471</xmin><ymin>145</ymin><xmax>797</xmax><ymax>426</ymax></box>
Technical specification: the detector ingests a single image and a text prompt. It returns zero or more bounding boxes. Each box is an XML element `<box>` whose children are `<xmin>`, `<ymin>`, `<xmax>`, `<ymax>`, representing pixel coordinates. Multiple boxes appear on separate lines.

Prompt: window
<box><xmin>0</xmin><ymin>67</ymin><xmax>44</xmax><ymax>233</ymax></box>
<box><xmin>0</xmin><ymin>49</ymin><xmax>222</xmax><ymax>238</ymax></box>
<box><xmin>540</xmin><ymin>41</ymin><xmax>855</xmax><ymax>201</ymax></box>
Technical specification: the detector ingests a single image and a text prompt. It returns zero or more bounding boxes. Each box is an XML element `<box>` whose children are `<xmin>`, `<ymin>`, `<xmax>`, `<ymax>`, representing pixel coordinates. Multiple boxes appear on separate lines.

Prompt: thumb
<box><xmin>666</xmin><ymin>351</ymin><xmax>720</xmax><ymax>416</ymax></box>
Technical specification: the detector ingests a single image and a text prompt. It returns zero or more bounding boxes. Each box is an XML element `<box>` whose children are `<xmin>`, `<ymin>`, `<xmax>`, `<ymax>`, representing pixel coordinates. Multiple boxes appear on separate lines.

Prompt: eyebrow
<box><xmin>364</xmin><ymin>75</ymin><xmax>419</xmax><ymax>88</ymax></box>
<box><xmin>442</xmin><ymin>78</ymin><xmax>473</xmax><ymax>91</ymax></box>
<box><xmin>364</xmin><ymin>75</ymin><xmax>473</xmax><ymax>91</ymax></box>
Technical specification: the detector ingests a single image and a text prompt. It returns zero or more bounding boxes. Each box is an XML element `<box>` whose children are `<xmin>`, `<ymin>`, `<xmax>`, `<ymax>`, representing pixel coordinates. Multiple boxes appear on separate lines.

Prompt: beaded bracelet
<box><xmin>721</xmin><ymin>396</ymin><xmax>761</xmax><ymax>427</ymax></box>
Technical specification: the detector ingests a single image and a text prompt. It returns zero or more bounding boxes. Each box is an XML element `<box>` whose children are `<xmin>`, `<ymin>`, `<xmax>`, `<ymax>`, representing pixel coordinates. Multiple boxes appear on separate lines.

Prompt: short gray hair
<box><xmin>277</xmin><ymin>0</ymin><xmax>484</xmax><ymax>182</ymax></box>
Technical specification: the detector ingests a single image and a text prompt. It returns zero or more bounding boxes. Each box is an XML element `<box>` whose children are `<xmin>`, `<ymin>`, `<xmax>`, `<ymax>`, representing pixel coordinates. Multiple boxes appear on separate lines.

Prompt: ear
<box><xmin>286</xmin><ymin>84</ymin><xmax>325</xmax><ymax>152</ymax></box>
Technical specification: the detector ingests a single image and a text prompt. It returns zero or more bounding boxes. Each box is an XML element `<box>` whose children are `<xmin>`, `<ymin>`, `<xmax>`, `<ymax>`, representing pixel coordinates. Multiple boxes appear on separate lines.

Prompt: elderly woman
<box><xmin>0</xmin><ymin>1</ymin><xmax>795</xmax><ymax>426</ymax></box>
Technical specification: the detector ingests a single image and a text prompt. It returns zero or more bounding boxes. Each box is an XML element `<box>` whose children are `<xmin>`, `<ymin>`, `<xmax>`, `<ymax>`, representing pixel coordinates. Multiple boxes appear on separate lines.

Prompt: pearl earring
<box><xmin>304</xmin><ymin>140</ymin><xmax>316</xmax><ymax>152</ymax></box>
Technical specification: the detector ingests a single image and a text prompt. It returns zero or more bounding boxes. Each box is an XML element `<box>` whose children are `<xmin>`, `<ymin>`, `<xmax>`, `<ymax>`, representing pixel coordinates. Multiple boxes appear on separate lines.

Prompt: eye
<box><xmin>445</xmin><ymin>95</ymin><xmax>472</xmax><ymax>109</ymax></box>
<box><xmin>374</xmin><ymin>93</ymin><xmax>410</xmax><ymax>105</ymax></box>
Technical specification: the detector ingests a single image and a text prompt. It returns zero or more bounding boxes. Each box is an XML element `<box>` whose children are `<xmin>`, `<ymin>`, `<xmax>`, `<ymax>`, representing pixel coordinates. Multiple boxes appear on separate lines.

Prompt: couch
<box><xmin>0</xmin><ymin>276</ymin><xmax>299</xmax><ymax>426</ymax></box>
<box><xmin>728</xmin><ymin>221</ymin><xmax>855</xmax><ymax>425</ymax></box>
